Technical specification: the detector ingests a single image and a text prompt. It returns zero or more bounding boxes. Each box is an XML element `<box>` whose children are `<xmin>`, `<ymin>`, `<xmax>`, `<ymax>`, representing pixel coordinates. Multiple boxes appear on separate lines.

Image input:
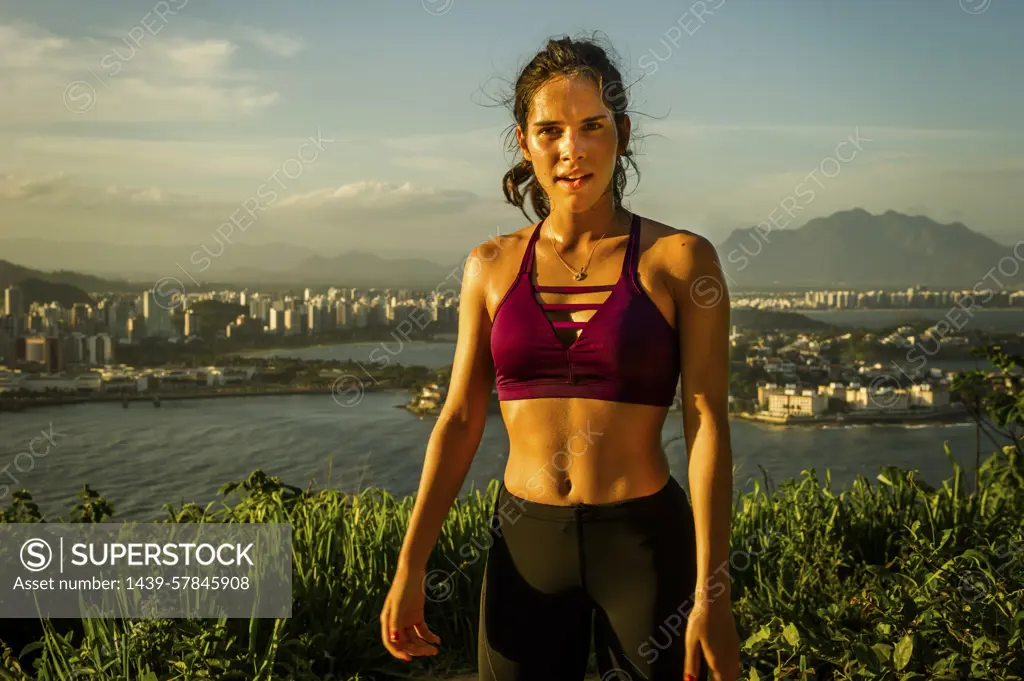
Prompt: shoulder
<box><xmin>464</xmin><ymin>222</ymin><xmax>538</xmax><ymax>282</ymax></box>
<box><xmin>639</xmin><ymin>217</ymin><xmax>730</xmax><ymax>326</ymax></box>
<box><xmin>466</xmin><ymin>222</ymin><xmax>537</xmax><ymax>270</ymax></box>
<box><xmin>640</xmin><ymin>215</ymin><xmax>719</xmax><ymax>280</ymax></box>
<box><xmin>461</xmin><ymin>222</ymin><xmax>539</xmax><ymax>303</ymax></box>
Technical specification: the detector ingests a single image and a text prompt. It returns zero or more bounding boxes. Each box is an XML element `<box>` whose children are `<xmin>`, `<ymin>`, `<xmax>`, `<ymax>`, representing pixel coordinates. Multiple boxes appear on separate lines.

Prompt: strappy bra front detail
<box><xmin>489</xmin><ymin>212</ymin><xmax>681</xmax><ymax>407</ymax></box>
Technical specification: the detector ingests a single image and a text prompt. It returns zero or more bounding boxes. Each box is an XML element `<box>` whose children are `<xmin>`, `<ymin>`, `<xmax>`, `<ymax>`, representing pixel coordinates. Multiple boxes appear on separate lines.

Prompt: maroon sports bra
<box><xmin>490</xmin><ymin>212</ymin><xmax>680</xmax><ymax>406</ymax></box>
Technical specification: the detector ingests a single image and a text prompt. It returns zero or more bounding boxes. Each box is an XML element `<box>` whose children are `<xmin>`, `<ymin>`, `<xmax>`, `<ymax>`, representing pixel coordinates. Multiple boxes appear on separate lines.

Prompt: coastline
<box><xmin>733</xmin><ymin>404</ymin><xmax>971</xmax><ymax>427</ymax></box>
<box><xmin>395</xmin><ymin>400</ymin><xmax>972</xmax><ymax>427</ymax></box>
<box><xmin>397</xmin><ymin>400</ymin><xmax>503</xmax><ymax>417</ymax></box>
<box><xmin>0</xmin><ymin>384</ymin><xmax>409</xmax><ymax>412</ymax></box>
<box><xmin>230</xmin><ymin>338</ymin><xmax>456</xmax><ymax>357</ymax></box>
<box><xmin>2</xmin><ymin>388</ymin><xmax>974</xmax><ymax>428</ymax></box>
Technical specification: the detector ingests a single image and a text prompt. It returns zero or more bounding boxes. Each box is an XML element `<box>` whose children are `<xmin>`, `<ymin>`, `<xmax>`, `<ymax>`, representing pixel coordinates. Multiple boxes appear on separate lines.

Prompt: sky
<box><xmin>1</xmin><ymin>0</ymin><xmax>1021</xmax><ymax>269</ymax></box>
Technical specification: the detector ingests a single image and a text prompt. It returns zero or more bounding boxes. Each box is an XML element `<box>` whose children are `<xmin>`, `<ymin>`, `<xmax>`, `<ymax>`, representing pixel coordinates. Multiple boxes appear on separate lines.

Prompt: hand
<box><xmin>684</xmin><ymin>598</ymin><xmax>741</xmax><ymax>681</ymax></box>
<box><xmin>379</xmin><ymin>565</ymin><xmax>442</xmax><ymax>662</ymax></box>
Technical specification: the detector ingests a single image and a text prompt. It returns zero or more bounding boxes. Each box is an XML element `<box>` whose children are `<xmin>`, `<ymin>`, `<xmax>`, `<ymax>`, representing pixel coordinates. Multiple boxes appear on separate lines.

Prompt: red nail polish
<box><xmin>685</xmin><ymin>675</ymin><xmax>696</xmax><ymax>681</ymax></box>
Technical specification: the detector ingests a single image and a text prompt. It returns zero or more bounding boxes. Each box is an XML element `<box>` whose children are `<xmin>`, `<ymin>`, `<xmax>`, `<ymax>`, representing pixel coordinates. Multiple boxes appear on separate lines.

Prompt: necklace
<box><xmin>546</xmin><ymin>213</ymin><xmax>624</xmax><ymax>281</ymax></box>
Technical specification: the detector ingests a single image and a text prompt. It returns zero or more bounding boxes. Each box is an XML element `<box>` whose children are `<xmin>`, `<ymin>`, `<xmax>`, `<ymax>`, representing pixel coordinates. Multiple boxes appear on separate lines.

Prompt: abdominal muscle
<box><xmin>498</xmin><ymin>397</ymin><xmax>672</xmax><ymax>505</ymax></box>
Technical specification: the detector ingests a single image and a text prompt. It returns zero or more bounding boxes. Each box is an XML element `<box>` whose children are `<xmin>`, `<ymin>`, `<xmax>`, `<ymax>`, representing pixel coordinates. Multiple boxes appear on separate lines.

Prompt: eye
<box><xmin>538</xmin><ymin>122</ymin><xmax>601</xmax><ymax>136</ymax></box>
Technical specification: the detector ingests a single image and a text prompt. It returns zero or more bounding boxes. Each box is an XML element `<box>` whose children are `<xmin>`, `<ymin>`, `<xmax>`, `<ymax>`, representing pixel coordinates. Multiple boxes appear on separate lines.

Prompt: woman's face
<box><xmin>517</xmin><ymin>75</ymin><xmax>628</xmax><ymax>213</ymax></box>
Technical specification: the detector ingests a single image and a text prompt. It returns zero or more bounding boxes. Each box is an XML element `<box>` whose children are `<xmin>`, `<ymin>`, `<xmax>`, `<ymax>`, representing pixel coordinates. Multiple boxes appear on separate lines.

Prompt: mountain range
<box><xmin>0</xmin><ymin>209</ymin><xmax>1019</xmax><ymax>298</ymax></box>
<box><xmin>717</xmin><ymin>208</ymin><xmax>1018</xmax><ymax>288</ymax></box>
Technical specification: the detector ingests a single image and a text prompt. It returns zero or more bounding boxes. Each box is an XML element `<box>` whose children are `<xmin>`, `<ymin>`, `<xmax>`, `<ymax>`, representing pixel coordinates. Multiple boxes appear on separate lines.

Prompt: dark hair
<box><xmin>500</xmin><ymin>32</ymin><xmax>641</xmax><ymax>222</ymax></box>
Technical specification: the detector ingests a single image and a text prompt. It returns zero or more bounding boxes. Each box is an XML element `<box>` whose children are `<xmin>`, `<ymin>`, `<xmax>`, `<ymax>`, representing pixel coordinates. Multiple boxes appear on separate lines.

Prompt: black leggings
<box><xmin>477</xmin><ymin>475</ymin><xmax>709</xmax><ymax>681</ymax></box>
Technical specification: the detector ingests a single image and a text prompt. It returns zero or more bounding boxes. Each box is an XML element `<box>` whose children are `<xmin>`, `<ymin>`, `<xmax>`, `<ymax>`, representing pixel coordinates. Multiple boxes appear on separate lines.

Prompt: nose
<box><xmin>559</xmin><ymin>126</ymin><xmax>584</xmax><ymax>162</ymax></box>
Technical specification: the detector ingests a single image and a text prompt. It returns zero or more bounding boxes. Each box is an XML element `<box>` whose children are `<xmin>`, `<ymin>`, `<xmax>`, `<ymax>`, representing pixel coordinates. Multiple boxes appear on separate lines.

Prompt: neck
<box><xmin>545</xmin><ymin>202</ymin><xmax>629</xmax><ymax>248</ymax></box>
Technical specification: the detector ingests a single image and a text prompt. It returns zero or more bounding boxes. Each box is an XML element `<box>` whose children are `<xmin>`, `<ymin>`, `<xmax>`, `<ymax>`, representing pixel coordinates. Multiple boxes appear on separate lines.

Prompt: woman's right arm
<box><xmin>395</xmin><ymin>243</ymin><xmax>497</xmax><ymax>574</ymax></box>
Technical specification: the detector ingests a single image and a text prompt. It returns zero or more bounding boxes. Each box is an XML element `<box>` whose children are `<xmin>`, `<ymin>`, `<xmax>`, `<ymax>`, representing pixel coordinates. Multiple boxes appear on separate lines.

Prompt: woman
<box><xmin>380</xmin><ymin>34</ymin><xmax>741</xmax><ymax>681</ymax></box>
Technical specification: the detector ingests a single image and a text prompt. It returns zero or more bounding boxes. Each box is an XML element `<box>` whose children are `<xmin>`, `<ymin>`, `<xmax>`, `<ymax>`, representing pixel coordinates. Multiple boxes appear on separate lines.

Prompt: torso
<box><xmin>485</xmin><ymin>214</ymin><xmax>696</xmax><ymax>505</ymax></box>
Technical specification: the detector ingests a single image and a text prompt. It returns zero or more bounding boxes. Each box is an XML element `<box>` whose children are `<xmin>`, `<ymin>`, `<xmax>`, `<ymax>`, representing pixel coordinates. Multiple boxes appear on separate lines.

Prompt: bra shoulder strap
<box><xmin>519</xmin><ymin>218</ymin><xmax>545</xmax><ymax>275</ymax></box>
<box><xmin>621</xmin><ymin>211</ymin><xmax>641</xmax><ymax>277</ymax></box>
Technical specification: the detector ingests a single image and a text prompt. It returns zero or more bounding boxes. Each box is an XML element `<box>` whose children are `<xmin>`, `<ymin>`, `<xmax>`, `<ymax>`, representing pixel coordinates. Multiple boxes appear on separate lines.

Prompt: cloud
<box><xmin>0</xmin><ymin>21</ymin><xmax>284</xmax><ymax>122</ymax></box>
<box><xmin>162</xmin><ymin>38</ymin><xmax>240</xmax><ymax>79</ymax></box>
<box><xmin>235</xmin><ymin>26</ymin><xmax>304</xmax><ymax>57</ymax></box>
<box><xmin>276</xmin><ymin>180</ymin><xmax>479</xmax><ymax>217</ymax></box>
<box><xmin>8</xmin><ymin>135</ymin><xmax>285</xmax><ymax>178</ymax></box>
<box><xmin>383</xmin><ymin>127</ymin><xmax>511</xmax><ymax>156</ymax></box>
<box><xmin>0</xmin><ymin>173</ymin><xmax>185</xmax><ymax>206</ymax></box>
<box><xmin>643</xmin><ymin>120</ymin><xmax>996</xmax><ymax>142</ymax></box>
<box><xmin>0</xmin><ymin>173</ymin><xmax>509</xmax><ymax>250</ymax></box>
<box><xmin>0</xmin><ymin>22</ymin><xmax>69</xmax><ymax>68</ymax></box>
<box><xmin>391</xmin><ymin>156</ymin><xmax>479</xmax><ymax>173</ymax></box>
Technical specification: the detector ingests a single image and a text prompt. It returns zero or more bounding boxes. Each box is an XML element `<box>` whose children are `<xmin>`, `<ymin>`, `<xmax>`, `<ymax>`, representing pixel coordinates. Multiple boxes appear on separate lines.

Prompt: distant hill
<box><xmin>16</xmin><ymin>277</ymin><xmax>95</xmax><ymax>308</ymax></box>
<box><xmin>198</xmin><ymin>250</ymin><xmax>459</xmax><ymax>288</ymax></box>
<box><xmin>2</xmin><ymin>208</ymin><xmax>1018</xmax><ymax>293</ymax></box>
<box><xmin>0</xmin><ymin>238</ymin><xmax>466</xmax><ymax>284</ymax></box>
<box><xmin>730</xmin><ymin>308</ymin><xmax>834</xmax><ymax>332</ymax></box>
<box><xmin>0</xmin><ymin>253</ymin><xmax>457</xmax><ymax>296</ymax></box>
<box><xmin>0</xmin><ymin>260</ymin><xmax>134</xmax><ymax>296</ymax></box>
<box><xmin>0</xmin><ymin>261</ymin><xmax>102</xmax><ymax>308</ymax></box>
<box><xmin>717</xmin><ymin>208</ymin><xmax>1013</xmax><ymax>288</ymax></box>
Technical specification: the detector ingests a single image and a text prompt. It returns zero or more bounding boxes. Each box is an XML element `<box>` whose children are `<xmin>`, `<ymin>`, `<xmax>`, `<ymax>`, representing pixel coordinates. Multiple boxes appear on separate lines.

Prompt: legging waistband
<box><xmin>495</xmin><ymin>475</ymin><xmax>688</xmax><ymax>522</ymax></box>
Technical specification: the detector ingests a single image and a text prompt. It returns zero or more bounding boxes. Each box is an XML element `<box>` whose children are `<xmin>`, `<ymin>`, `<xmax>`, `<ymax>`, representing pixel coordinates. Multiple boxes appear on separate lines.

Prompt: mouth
<box><xmin>556</xmin><ymin>173</ymin><xmax>593</xmax><ymax>190</ymax></box>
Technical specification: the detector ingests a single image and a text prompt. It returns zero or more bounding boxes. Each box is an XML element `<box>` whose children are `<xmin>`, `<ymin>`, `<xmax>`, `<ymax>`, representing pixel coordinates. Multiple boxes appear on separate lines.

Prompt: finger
<box><xmin>386</xmin><ymin>631</ymin><xmax>411</xmax><ymax>661</ymax></box>
<box><xmin>410</xmin><ymin>621</ymin><xmax>440</xmax><ymax>656</ymax></box>
<box><xmin>403</xmin><ymin>624</ymin><xmax>438</xmax><ymax>656</ymax></box>
<box><xmin>412</xmin><ymin>620</ymin><xmax>442</xmax><ymax>646</ymax></box>
<box><xmin>380</xmin><ymin>606</ymin><xmax>410</xmax><ymax>661</ymax></box>
<box><xmin>388</xmin><ymin>615</ymin><xmax>414</xmax><ymax>661</ymax></box>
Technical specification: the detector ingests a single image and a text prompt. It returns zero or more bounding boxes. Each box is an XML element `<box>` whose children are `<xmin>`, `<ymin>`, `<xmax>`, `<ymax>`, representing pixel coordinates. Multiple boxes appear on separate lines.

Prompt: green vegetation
<box><xmin>2</xmin><ymin>452</ymin><xmax>1021</xmax><ymax>680</ymax></box>
<box><xmin>0</xmin><ymin>347</ymin><xmax>1021</xmax><ymax>680</ymax></box>
<box><xmin>172</xmin><ymin>299</ymin><xmax>249</xmax><ymax>340</ymax></box>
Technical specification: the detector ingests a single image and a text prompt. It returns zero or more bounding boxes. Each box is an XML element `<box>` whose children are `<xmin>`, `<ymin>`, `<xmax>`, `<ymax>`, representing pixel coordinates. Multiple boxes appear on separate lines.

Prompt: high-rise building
<box><xmin>65</xmin><ymin>332</ymin><xmax>90</xmax><ymax>364</ymax></box>
<box><xmin>0</xmin><ymin>316</ymin><xmax>14</xmax><ymax>366</ymax></box>
<box><xmin>126</xmin><ymin>316</ymin><xmax>142</xmax><ymax>343</ymax></box>
<box><xmin>104</xmin><ymin>299</ymin><xmax>127</xmax><ymax>339</ymax></box>
<box><xmin>89</xmin><ymin>333</ymin><xmax>114</xmax><ymax>365</ymax></box>
<box><xmin>335</xmin><ymin>301</ymin><xmax>349</xmax><ymax>329</ymax></box>
<box><xmin>249</xmin><ymin>295</ymin><xmax>271</xmax><ymax>324</ymax></box>
<box><xmin>4</xmin><ymin>286</ymin><xmax>24</xmax><ymax>337</ymax></box>
<box><xmin>307</xmin><ymin>301</ymin><xmax>322</xmax><ymax>333</ymax></box>
<box><xmin>25</xmin><ymin>336</ymin><xmax>64</xmax><ymax>372</ymax></box>
<box><xmin>143</xmin><ymin>290</ymin><xmax>174</xmax><ymax>338</ymax></box>
<box><xmin>71</xmin><ymin>303</ymin><xmax>92</xmax><ymax>329</ymax></box>
<box><xmin>353</xmin><ymin>303</ymin><xmax>369</xmax><ymax>329</ymax></box>
<box><xmin>184</xmin><ymin>313</ymin><xmax>201</xmax><ymax>337</ymax></box>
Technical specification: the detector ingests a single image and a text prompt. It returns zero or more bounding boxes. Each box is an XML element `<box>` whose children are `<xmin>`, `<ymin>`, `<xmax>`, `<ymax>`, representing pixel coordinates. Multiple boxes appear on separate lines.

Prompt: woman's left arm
<box><xmin>672</xmin><ymin>233</ymin><xmax>733</xmax><ymax>603</ymax></box>
<box><xmin>669</xmin><ymin>233</ymin><xmax>741</xmax><ymax>680</ymax></box>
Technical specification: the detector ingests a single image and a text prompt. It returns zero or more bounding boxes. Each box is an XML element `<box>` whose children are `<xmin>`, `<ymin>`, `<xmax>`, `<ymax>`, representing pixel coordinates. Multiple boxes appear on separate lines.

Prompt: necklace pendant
<box><xmin>573</xmin><ymin>271</ymin><xmax>586</xmax><ymax>281</ymax></box>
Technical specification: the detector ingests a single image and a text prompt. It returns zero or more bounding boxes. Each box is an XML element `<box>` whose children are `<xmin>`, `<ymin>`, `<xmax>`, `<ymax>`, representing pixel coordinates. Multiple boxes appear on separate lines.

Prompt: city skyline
<box><xmin>1</xmin><ymin>0</ymin><xmax>1021</xmax><ymax>270</ymax></box>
